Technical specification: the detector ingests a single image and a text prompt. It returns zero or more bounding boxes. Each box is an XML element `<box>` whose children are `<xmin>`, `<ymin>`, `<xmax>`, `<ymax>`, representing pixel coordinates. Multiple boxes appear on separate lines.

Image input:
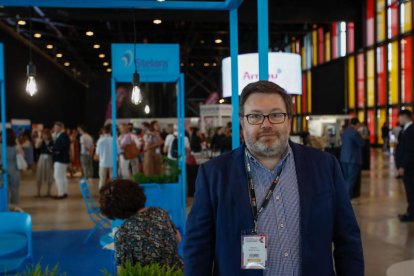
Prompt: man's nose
<box><xmin>261</xmin><ymin>116</ymin><xmax>272</xmax><ymax>128</ymax></box>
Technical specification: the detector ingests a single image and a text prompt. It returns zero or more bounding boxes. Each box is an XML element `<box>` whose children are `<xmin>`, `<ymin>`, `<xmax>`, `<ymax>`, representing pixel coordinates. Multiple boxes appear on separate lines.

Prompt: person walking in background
<box><xmin>190</xmin><ymin>127</ymin><xmax>202</xmax><ymax>153</ymax></box>
<box><xmin>117</xmin><ymin>124</ymin><xmax>135</xmax><ymax>179</ymax></box>
<box><xmin>219</xmin><ymin>126</ymin><xmax>232</xmax><ymax>153</ymax></box>
<box><xmin>396</xmin><ymin>109</ymin><xmax>414</xmax><ymax>222</ymax></box>
<box><xmin>20</xmin><ymin>130</ymin><xmax>34</xmax><ymax>172</ymax></box>
<box><xmin>381</xmin><ymin>122</ymin><xmax>390</xmax><ymax>153</ymax></box>
<box><xmin>185</xmin><ymin>81</ymin><xmax>363</xmax><ymax>275</ymax></box>
<box><xmin>35</xmin><ymin>128</ymin><xmax>54</xmax><ymax>197</ymax></box>
<box><xmin>340</xmin><ymin>118</ymin><xmax>365</xmax><ymax>199</ymax></box>
<box><xmin>210</xmin><ymin>127</ymin><xmax>225</xmax><ymax>152</ymax></box>
<box><xmin>164</xmin><ymin>124</ymin><xmax>190</xmax><ymax>161</ymax></box>
<box><xmin>52</xmin><ymin>121</ymin><xmax>70</xmax><ymax>199</ymax></box>
<box><xmin>77</xmin><ymin>125</ymin><xmax>94</xmax><ymax>179</ymax></box>
<box><xmin>1</xmin><ymin>129</ymin><xmax>24</xmax><ymax>208</ymax></box>
<box><xmin>95</xmin><ymin>124</ymin><xmax>114</xmax><ymax>189</ymax></box>
<box><xmin>394</xmin><ymin>123</ymin><xmax>404</xmax><ymax>179</ymax></box>
<box><xmin>359</xmin><ymin>121</ymin><xmax>371</xmax><ymax>171</ymax></box>
<box><xmin>143</xmin><ymin>121</ymin><xmax>164</xmax><ymax>176</ymax></box>
<box><xmin>68</xmin><ymin>128</ymin><xmax>81</xmax><ymax>177</ymax></box>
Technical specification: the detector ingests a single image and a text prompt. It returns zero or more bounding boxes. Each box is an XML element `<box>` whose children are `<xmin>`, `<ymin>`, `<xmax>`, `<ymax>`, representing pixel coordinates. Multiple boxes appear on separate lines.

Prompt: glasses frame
<box><xmin>241</xmin><ymin>112</ymin><xmax>288</xmax><ymax>125</ymax></box>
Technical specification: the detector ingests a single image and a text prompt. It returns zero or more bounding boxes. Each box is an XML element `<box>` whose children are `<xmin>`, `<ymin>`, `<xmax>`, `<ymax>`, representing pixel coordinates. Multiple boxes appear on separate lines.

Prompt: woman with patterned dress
<box><xmin>35</xmin><ymin>128</ymin><xmax>54</xmax><ymax>197</ymax></box>
<box><xmin>99</xmin><ymin>179</ymin><xmax>183</xmax><ymax>270</ymax></box>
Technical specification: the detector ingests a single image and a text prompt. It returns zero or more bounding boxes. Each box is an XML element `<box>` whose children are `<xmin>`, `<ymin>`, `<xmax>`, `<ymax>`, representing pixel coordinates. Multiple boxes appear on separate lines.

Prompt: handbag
<box><xmin>186</xmin><ymin>154</ymin><xmax>197</xmax><ymax>165</ymax></box>
<box><xmin>123</xmin><ymin>143</ymin><xmax>140</xmax><ymax>160</ymax></box>
<box><xmin>16</xmin><ymin>154</ymin><xmax>28</xmax><ymax>170</ymax></box>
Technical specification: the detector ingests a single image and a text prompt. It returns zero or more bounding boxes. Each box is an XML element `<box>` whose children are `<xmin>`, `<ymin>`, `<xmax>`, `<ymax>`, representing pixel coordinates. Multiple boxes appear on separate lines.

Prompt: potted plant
<box><xmin>103</xmin><ymin>262</ymin><xmax>183</xmax><ymax>276</ymax></box>
<box><xmin>19</xmin><ymin>262</ymin><xmax>66</xmax><ymax>276</ymax></box>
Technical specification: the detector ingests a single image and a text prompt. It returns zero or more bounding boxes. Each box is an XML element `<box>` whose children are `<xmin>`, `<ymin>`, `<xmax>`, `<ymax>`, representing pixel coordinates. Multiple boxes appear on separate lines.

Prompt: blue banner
<box><xmin>111</xmin><ymin>44</ymin><xmax>179</xmax><ymax>82</ymax></box>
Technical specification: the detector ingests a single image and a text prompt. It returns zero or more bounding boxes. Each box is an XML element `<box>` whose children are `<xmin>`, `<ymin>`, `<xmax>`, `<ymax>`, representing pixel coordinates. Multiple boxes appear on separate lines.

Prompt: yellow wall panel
<box><xmin>301</xmin><ymin>47</ymin><xmax>306</xmax><ymax>70</ymax></box>
<box><xmin>402</xmin><ymin>1</ymin><xmax>413</xmax><ymax>33</ymax></box>
<box><xmin>358</xmin><ymin>111</ymin><xmax>365</xmax><ymax>123</ymax></box>
<box><xmin>348</xmin><ymin>56</ymin><xmax>355</xmax><ymax>109</ymax></box>
<box><xmin>325</xmin><ymin>32</ymin><xmax>331</xmax><ymax>62</ymax></box>
<box><xmin>377</xmin><ymin>109</ymin><xmax>387</xmax><ymax>144</ymax></box>
<box><xmin>293</xmin><ymin>117</ymin><xmax>297</xmax><ymax>132</ymax></box>
<box><xmin>312</xmin><ymin>30</ymin><xmax>318</xmax><ymax>66</ymax></box>
<box><xmin>297</xmin><ymin>96</ymin><xmax>302</xmax><ymax>114</ymax></box>
<box><xmin>389</xmin><ymin>41</ymin><xmax>399</xmax><ymax>104</ymax></box>
<box><xmin>367</xmin><ymin>50</ymin><xmax>375</xmax><ymax>107</ymax></box>
<box><xmin>377</xmin><ymin>0</ymin><xmax>386</xmax><ymax>42</ymax></box>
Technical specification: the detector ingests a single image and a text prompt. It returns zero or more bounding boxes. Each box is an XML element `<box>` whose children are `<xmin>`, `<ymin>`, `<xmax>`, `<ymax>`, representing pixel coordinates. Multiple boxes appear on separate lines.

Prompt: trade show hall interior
<box><xmin>0</xmin><ymin>0</ymin><xmax>414</xmax><ymax>275</ymax></box>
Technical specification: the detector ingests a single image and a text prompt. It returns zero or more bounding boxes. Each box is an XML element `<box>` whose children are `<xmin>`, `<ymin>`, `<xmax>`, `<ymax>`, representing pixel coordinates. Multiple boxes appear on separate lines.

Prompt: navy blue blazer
<box><xmin>52</xmin><ymin>132</ymin><xmax>70</xmax><ymax>164</ymax></box>
<box><xmin>340</xmin><ymin>127</ymin><xmax>365</xmax><ymax>165</ymax></box>
<box><xmin>399</xmin><ymin>124</ymin><xmax>414</xmax><ymax>168</ymax></box>
<box><xmin>184</xmin><ymin>142</ymin><xmax>364</xmax><ymax>276</ymax></box>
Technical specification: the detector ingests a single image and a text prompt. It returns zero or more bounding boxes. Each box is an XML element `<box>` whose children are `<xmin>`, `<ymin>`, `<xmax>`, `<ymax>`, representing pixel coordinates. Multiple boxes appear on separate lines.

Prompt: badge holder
<box><xmin>241</xmin><ymin>229</ymin><xmax>267</xmax><ymax>270</ymax></box>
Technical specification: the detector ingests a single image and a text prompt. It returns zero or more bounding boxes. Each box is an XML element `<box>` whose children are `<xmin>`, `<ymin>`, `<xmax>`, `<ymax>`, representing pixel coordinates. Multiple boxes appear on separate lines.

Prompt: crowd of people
<box><xmin>2</xmin><ymin>119</ymin><xmax>234</xmax><ymax>208</ymax></box>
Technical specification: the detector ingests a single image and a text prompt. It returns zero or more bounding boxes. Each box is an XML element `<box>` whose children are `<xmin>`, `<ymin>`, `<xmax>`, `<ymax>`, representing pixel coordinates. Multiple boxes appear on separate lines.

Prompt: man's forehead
<box><xmin>244</xmin><ymin>94</ymin><xmax>286</xmax><ymax>110</ymax></box>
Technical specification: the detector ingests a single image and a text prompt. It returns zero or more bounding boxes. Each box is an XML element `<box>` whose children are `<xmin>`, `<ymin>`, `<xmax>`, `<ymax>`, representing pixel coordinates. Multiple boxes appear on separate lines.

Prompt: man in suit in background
<box><xmin>52</xmin><ymin>121</ymin><xmax>70</xmax><ymax>199</ymax></box>
<box><xmin>397</xmin><ymin>109</ymin><xmax>414</xmax><ymax>222</ymax></box>
<box><xmin>340</xmin><ymin>118</ymin><xmax>365</xmax><ymax>199</ymax></box>
<box><xmin>184</xmin><ymin>81</ymin><xmax>364</xmax><ymax>276</ymax></box>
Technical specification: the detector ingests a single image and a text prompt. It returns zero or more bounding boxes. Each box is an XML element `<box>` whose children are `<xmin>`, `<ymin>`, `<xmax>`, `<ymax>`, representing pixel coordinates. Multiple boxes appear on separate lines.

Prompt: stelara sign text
<box><xmin>222</xmin><ymin>53</ymin><xmax>302</xmax><ymax>97</ymax></box>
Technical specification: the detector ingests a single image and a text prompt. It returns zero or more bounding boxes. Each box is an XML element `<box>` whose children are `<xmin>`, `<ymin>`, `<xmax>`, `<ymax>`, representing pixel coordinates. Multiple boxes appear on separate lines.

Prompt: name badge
<box><xmin>241</xmin><ymin>234</ymin><xmax>267</xmax><ymax>270</ymax></box>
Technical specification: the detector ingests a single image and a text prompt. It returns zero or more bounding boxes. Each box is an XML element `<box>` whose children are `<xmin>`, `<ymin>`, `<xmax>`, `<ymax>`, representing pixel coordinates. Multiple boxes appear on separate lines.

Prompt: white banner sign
<box><xmin>222</xmin><ymin>52</ymin><xmax>302</xmax><ymax>97</ymax></box>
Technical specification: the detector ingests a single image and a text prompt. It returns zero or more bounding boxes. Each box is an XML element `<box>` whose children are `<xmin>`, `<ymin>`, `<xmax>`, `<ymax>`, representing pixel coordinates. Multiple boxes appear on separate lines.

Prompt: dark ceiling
<box><xmin>0</xmin><ymin>0</ymin><xmax>363</xmax><ymax>88</ymax></box>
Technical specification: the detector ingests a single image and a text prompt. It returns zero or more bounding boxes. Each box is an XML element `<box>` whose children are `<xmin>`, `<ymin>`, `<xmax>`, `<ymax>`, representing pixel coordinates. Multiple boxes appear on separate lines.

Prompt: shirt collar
<box><xmin>404</xmin><ymin>121</ymin><xmax>413</xmax><ymax>131</ymax></box>
<box><xmin>245</xmin><ymin>143</ymin><xmax>291</xmax><ymax>173</ymax></box>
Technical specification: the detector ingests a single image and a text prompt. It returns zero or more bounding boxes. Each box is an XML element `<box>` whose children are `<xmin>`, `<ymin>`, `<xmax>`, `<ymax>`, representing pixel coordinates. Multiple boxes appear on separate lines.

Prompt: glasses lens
<box><xmin>247</xmin><ymin>114</ymin><xmax>263</xmax><ymax>124</ymax></box>
<box><xmin>269</xmin><ymin>113</ymin><xmax>285</xmax><ymax>124</ymax></box>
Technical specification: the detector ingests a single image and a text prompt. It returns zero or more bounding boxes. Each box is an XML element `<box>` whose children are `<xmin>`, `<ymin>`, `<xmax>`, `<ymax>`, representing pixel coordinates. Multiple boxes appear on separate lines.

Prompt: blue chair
<box><xmin>79</xmin><ymin>178</ymin><xmax>111</xmax><ymax>243</ymax></box>
<box><xmin>0</xmin><ymin>212</ymin><xmax>33</xmax><ymax>273</ymax></box>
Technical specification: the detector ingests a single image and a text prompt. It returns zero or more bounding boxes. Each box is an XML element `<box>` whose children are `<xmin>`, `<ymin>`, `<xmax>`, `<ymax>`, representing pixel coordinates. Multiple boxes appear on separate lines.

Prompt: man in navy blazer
<box><xmin>184</xmin><ymin>81</ymin><xmax>364</xmax><ymax>275</ymax></box>
<box><xmin>340</xmin><ymin>118</ymin><xmax>365</xmax><ymax>198</ymax></box>
<box><xmin>397</xmin><ymin>109</ymin><xmax>414</xmax><ymax>222</ymax></box>
<box><xmin>52</xmin><ymin>121</ymin><xmax>70</xmax><ymax>199</ymax></box>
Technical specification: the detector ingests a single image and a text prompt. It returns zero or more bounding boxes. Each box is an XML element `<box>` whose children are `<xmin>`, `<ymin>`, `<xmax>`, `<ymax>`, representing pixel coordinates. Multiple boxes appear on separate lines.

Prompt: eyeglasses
<box><xmin>242</xmin><ymin>112</ymin><xmax>287</xmax><ymax>125</ymax></box>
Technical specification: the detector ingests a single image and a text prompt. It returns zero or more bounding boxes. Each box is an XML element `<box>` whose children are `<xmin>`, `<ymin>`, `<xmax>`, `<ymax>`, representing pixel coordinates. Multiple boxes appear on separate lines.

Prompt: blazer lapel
<box><xmin>290</xmin><ymin>142</ymin><xmax>313</xmax><ymax>238</ymax></box>
<box><xmin>229</xmin><ymin>145</ymin><xmax>255</xmax><ymax>231</ymax></box>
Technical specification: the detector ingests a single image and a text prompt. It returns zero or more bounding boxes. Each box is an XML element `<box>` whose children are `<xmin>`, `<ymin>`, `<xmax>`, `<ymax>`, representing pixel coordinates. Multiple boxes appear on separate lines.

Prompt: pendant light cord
<box><xmin>133</xmin><ymin>12</ymin><xmax>137</xmax><ymax>73</ymax></box>
<box><xmin>29</xmin><ymin>9</ymin><xmax>33</xmax><ymax>63</ymax></box>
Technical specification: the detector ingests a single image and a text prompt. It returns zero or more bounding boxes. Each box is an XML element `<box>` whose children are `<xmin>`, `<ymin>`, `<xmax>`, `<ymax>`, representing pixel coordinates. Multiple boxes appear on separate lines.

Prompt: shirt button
<box><xmin>284</xmin><ymin>252</ymin><xmax>289</xmax><ymax>257</ymax></box>
<box><xmin>280</xmin><ymin>223</ymin><xmax>284</xmax><ymax>228</ymax></box>
<box><xmin>275</xmin><ymin>195</ymin><xmax>280</xmax><ymax>200</ymax></box>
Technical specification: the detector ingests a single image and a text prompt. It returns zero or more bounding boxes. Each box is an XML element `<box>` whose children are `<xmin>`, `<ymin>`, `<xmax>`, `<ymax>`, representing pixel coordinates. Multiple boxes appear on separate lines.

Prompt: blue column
<box><xmin>0</xmin><ymin>43</ymin><xmax>7</xmax><ymax>212</ymax></box>
<box><xmin>178</xmin><ymin>74</ymin><xmax>186</xmax><ymax>228</ymax></box>
<box><xmin>0</xmin><ymin>80</ymin><xmax>7</xmax><ymax>212</ymax></box>
<box><xmin>258</xmin><ymin>0</ymin><xmax>269</xmax><ymax>80</ymax></box>
<box><xmin>230</xmin><ymin>8</ymin><xmax>240</xmax><ymax>149</ymax></box>
<box><xmin>111</xmin><ymin>77</ymin><xmax>118</xmax><ymax>179</ymax></box>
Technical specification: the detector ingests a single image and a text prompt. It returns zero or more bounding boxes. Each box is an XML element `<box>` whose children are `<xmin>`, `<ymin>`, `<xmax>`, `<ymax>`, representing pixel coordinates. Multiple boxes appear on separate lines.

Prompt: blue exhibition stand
<box><xmin>0</xmin><ymin>0</ymin><xmax>271</xmax><ymax>217</ymax></box>
<box><xmin>111</xmin><ymin>43</ymin><xmax>186</xmax><ymax>229</ymax></box>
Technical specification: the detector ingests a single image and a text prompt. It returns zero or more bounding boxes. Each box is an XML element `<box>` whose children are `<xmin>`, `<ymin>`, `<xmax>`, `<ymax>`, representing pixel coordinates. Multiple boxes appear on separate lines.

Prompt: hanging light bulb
<box><xmin>144</xmin><ymin>104</ymin><xmax>150</xmax><ymax>114</ymax></box>
<box><xmin>25</xmin><ymin>62</ymin><xmax>38</xmax><ymax>96</ymax></box>
<box><xmin>131</xmin><ymin>72</ymin><xmax>143</xmax><ymax>105</ymax></box>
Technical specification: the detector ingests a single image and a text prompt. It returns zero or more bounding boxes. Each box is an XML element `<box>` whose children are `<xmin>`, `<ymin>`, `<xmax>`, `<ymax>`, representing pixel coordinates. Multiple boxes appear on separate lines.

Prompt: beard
<box><xmin>244</xmin><ymin>128</ymin><xmax>289</xmax><ymax>158</ymax></box>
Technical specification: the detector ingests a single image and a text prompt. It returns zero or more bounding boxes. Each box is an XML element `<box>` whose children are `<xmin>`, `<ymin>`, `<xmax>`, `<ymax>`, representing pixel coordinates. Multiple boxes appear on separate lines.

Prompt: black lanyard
<box><xmin>245</xmin><ymin>150</ymin><xmax>286</xmax><ymax>233</ymax></box>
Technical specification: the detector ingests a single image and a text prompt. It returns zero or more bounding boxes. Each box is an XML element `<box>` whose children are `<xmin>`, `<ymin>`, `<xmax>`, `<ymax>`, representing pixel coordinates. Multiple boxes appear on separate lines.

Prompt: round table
<box><xmin>0</xmin><ymin>233</ymin><xmax>27</xmax><ymax>256</ymax></box>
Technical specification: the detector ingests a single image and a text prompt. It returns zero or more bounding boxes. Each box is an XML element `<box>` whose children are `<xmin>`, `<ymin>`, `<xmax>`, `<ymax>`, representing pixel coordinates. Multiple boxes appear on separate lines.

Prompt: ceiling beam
<box><xmin>0</xmin><ymin>1</ymin><xmax>234</xmax><ymax>10</ymax></box>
